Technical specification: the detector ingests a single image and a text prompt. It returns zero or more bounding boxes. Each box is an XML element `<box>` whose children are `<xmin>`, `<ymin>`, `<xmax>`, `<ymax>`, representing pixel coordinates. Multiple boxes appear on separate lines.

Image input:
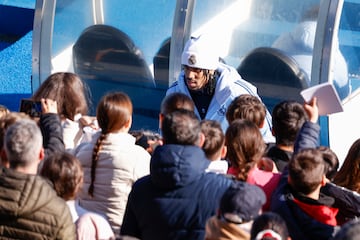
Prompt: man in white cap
<box><xmin>166</xmin><ymin>34</ymin><xmax>274</xmax><ymax>142</ymax></box>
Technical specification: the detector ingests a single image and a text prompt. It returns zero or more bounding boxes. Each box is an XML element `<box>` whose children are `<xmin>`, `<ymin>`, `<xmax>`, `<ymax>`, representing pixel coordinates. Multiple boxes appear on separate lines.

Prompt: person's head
<box><xmin>40</xmin><ymin>152</ymin><xmax>83</xmax><ymax>201</ymax></box>
<box><xmin>161</xmin><ymin>109</ymin><xmax>203</xmax><ymax>146</ymax></box>
<box><xmin>225</xmin><ymin>119</ymin><xmax>266</xmax><ymax>181</ymax></box>
<box><xmin>159</xmin><ymin>93</ymin><xmax>195</xmax><ymax>129</ymax></box>
<box><xmin>333</xmin><ymin>138</ymin><xmax>360</xmax><ymax>193</ymax></box>
<box><xmin>4</xmin><ymin>118</ymin><xmax>44</xmax><ymax>173</ymax></box>
<box><xmin>218</xmin><ymin>183</ymin><xmax>266</xmax><ymax>224</ymax></box>
<box><xmin>250</xmin><ymin>212</ymin><xmax>290</xmax><ymax>240</ymax></box>
<box><xmin>97</xmin><ymin>91</ymin><xmax>133</xmax><ymax>134</ymax></box>
<box><xmin>88</xmin><ymin>91</ymin><xmax>133</xmax><ymax>197</ymax></box>
<box><xmin>0</xmin><ymin>104</ymin><xmax>9</xmax><ymax>118</ymax></box>
<box><xmin>181</xmin><ymin>35</ymin><xmax>219</xmax><ymax>92</ymax></box>
<box><xmin>271</xmin><ymin>100</ymin><xmax>308</xmax><ymax>147</ymax></box>
<box><xmin>200</xmin><ymin>120</ymin><xmax>226</xmax><ymax>161</ymax></box>
<box><xmin>32</xmin><ymin>72</ymin><xmax>89</xmax><ymax>121</ymax></box>
<box><xmin>226</xmin><ymin>94</ymin><xmax>266</xmax><ymax>128</ymax></box>
<box><xmin>317</xmin><ymin>146</ymin><xmax>339</xmax><ymax>181</ymax></box>
<box><xmin>0</xmin><ymin>112</ymin><xmax>30</xmax><ymax>167</ymax></box>
<box><xmin>288</xmin><ymin>148</ymin><xmax>326</xmax><ymax>196</ymax></box>
<box><xmin>129</xmin><ymin>129</ymin><xmax>162</xmax><ymax>154</ymax></box>
<box><xmin>332</xmin><ymin>218</ymin><xmax>360</xmax><ymax>240</ymax></box>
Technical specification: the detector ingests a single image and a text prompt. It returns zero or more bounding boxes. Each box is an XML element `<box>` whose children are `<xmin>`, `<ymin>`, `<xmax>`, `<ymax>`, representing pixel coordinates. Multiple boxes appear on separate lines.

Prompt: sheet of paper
<box><xmin>300</xmin><ymin>82</ymin><xmax>343</xmax><ymax>115</ymax></box>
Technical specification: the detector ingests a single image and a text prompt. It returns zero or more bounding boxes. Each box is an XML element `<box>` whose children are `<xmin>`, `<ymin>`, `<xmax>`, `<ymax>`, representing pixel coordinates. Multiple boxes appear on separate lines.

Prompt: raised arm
<box><xmin>293</xmin><ymin>97</ymin><xmax>320</xmax><ymax>154</ymax></box>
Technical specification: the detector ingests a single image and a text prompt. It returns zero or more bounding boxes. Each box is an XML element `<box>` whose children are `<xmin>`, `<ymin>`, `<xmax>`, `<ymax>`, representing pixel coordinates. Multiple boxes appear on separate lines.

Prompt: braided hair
<box><xmin>88</xmin><ymin>92</ymin><xmax>132</xmax><ymax>197</ymax></box>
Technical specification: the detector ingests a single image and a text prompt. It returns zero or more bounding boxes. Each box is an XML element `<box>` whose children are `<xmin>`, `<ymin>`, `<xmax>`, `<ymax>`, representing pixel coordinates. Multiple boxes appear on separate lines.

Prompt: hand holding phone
<box><xmin>40</xmin><ymin>98</ymin><xmax>58</xmax><ymax>114</ymax></box>
<box><xmin>19</xmin><ymin>99</ymin><xmax>42</xmax><ymax>117</ymax></box>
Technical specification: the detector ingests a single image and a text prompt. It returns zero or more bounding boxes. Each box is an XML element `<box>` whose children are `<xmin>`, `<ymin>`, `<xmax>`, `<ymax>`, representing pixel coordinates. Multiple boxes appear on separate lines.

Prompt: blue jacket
<box><xmin>295</xmin><ymin>121</ymin><xmax>360</xmax><ymax>225</ymax></box>
<box><xmin>269</xmin><ymin>121</ymin><xmax>360</xmax><ymax>239</ymax></box>
<box><xmin>270</xmin><ymin>168</ymin><xmax>339</xmax><ymax>240</ymax></box>
<box><xmin>166</xmin><ymin>62</ymin><xmax>274</xmax><ymax>143</ymax></box>
<box><xmin>120</xmin><ymin>144</ymin><xmax>236</xmax><ymax>240</ymax></box>
<box><xmin>270</xmin><ymin>121</ymin><xmax>338</xmax><ymax>240</ymax></box>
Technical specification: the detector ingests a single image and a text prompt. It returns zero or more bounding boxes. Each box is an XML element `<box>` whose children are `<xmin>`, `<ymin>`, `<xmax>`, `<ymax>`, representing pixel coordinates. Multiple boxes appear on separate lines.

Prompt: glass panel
<box><xmin>339</xmin><ymin>0</ymin><xmax>360</xmax><ymax>97</ymax></box>
<box><xmin>190</xmin><ymin>0</ymin><xmax>322</xmax><ymax>110</ymax></box>
<box><xmin>102</xmin><ymin>0</ymin><xmax>175</xmax><ymax>89</ymax></box>
<box><xmin>51</xmin><ymin>1</ymin><xmax>176</xmax><ymax>130</ymax></box>
<box><xmin>52</xmin><ymin>0</ymin><xmax>93</xmax><ymax>71</ymax></box>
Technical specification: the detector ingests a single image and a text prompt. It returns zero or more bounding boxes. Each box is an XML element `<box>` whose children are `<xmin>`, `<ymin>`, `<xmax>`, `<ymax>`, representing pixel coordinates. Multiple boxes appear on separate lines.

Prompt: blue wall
<box><xmin>0</xmin><ymin>1</ymin><xmax>35</xmax><ymax>110</ymax></box>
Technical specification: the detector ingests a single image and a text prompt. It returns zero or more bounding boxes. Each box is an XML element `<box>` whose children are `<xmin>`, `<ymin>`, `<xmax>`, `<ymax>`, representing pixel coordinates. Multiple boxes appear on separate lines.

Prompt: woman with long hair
<box><xmin>74</xmin><ymin>91</ymin><xmax>151</xmax><ymax>234</ymax></box>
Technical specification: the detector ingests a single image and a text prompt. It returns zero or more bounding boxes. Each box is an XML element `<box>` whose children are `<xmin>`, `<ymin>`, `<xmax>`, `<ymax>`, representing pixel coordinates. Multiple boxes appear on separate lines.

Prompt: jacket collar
<box><xmin>150</xmin><ymin>144</ymin><xmax>209</xmax><ymax>189</ymax></box>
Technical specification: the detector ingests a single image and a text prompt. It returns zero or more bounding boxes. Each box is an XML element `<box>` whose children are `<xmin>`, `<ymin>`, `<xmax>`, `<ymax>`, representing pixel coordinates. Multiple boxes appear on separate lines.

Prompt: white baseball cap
<box><xmin>181</xmin><ymin>34</ymin><xmax>220</xmax><ymax>70</ymax></box>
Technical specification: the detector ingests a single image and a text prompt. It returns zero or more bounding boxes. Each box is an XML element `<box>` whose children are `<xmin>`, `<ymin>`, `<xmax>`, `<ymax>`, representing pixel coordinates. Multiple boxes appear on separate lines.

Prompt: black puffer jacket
<box><xmin>39</xmin><ymin>113</ymin><xmax>65</xmax><ymax>160</ymax></box>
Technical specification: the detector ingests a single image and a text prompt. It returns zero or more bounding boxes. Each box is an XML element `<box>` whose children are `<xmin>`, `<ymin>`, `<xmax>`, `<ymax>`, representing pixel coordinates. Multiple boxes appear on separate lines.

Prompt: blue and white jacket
<box><xmin>166</xmin><ymin>62</ymin><xmax>274</xmax><ymax>143</ymax></box>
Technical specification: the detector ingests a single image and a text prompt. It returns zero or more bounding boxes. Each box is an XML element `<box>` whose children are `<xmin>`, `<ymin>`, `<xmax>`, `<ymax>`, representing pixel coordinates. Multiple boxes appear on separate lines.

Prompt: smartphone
<box><xmin>19</xmin><ymin>99</ymin><xmax>42</xmax><ymax>117</ymax></box>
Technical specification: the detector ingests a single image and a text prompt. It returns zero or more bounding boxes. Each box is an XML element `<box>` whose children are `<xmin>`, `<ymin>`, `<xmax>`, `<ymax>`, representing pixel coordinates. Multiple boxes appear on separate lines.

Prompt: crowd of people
<box><xmin>1</xmin><ymin>33</ymin><xmax>360</xmax><ymax>240</ymax></box>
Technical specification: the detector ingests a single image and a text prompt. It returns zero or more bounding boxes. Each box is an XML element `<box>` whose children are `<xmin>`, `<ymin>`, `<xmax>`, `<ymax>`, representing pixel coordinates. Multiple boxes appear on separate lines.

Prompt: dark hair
<box><xmin>271</xmin><ymin>100</ymin><xmax>308</xmax><ymax>146</ymax></box>
<box><xmin>225</xmin><ymin>119</ymin><xmax>266</xmax><ymax>181</ymax></box>
<box><xmin>317</xmin><ymin>146</ymin><xmax>339</xmax><ymax>181</ymax></box>
<box><xmin>160</xmin><ymin>93</ymin><xmax>195</xmax><ymax>115</ymax></box>
<box><xmin>226</xmin><ymin>94</ymin><xmax>266</xmax><ymax>127</ymax></box>
<box><xmin>89</xmin><ymin>92</ymin><xmax>133</xmax><ymax>197</ymax></box>
<box><xmin>332</xmin><ymin>218</ymin><xmax>360</xmax><ymax>240</ymax></box>
<box><xmin>32</xmin><ymin>72</ymin><xmax>90</xmax><ymax>121</ymax></box>
<box><xmin>130</xmin><ymin>129</ymin><xmax>161</xmax><ymax>150</ymax></box>
<box><xmin>250</xmin><ymin>212</ymin><xmax>289</xmax><ymax>240</ymax></box>
<box><xmin>200</xmin><ymin>120</ymin><xmax>225</xmax><ymax>161</ymax></box>
<box><xmin>40</xmin><ymin>152</ymin><xmax>83</xmax><ymax>201</ymax></box>
<box><xmin>289</xmin><ymin>148</ymin><xmax>325</xmax><ymax>194</ymax></box>
<box><xmin>333</xmin><ymin>138</ymin><xmax>360</xmax><ymax>193</ymax></box>
<box><xmin>161</xmin><ymin>109</ymin><xmax>201</xmax><ymax>145</ymax></box>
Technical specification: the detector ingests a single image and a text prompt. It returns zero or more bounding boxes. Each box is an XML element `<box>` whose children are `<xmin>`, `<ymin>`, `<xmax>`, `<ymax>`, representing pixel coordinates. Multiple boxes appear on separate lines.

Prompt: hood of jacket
<box><xmin>150</xmin><ymin>144</ymin><xmax>210</xmax><ymax>189</ymax></box>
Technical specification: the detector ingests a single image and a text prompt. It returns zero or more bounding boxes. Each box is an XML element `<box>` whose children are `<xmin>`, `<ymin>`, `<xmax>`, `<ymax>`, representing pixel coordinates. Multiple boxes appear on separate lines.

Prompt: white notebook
<box><xmin>300</xmin><ymin>82</ymin><xmax>344</xmax><ymax>115</ymax></box>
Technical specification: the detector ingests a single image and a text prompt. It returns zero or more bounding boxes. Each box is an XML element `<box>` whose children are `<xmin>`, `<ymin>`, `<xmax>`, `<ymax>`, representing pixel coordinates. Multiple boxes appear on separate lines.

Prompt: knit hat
<box><xmin>181</xmin><ymin>34</ymin><xmax>220</xmax><ymax>70</ymax></box>
<box><xmin>220</xmin><ymin>183</ymin><xmax>266</xmax><ymax>224</ymax></box>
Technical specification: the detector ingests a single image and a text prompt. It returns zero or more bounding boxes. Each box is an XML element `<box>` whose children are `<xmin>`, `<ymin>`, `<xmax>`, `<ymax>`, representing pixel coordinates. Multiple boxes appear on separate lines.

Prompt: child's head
<box><xmin>317</xmin><ymin>146</ymin><xmax>339</xmax><ymax>181</ymax></box>
<box><xmin>200</xmin><ymin>120</ymin><xmax>226</xmax><ymax>161</ymax></box>
<box><xmin>226</xmin><ymin>119</ymin><xmax>266</xmax><ymax>181</ymax></box>
<box><xmin>226</xmin><ymin>94</ymin><xmax>266</xmax><ymax>128</ymax></box>
<box><xmin>250</xmin><ymin>212</ymin><xmax>290</xmax><ymax>240</ymax></box>
<box><xmin>40</xmin><ymin>152</ymin><xmax>83</xmax><ymax>201</ymax></box>
<box><xmin>96</xmin><ymin>92</ymin><xmax>133</xmax><ymax>134</ymax></box>
<box><xmin>271</xmin><ymin>100</ymin><xmax>308</xmax><ymax>146</ymax></box>
<box><xmin>218</xmin><ymin>183</ymin><xmax>266</xmax><ymax>224</ymax></box>
<box><xmin>160</xmin><ymin>93</ymin><xmax>195</xmax><ymax>116</ymax></box>
<box><xmin>288</xmin><ymin>148</ymin><xmax>326</xmax><ymax>195</ymax></box>
<box><xmin>332</xmin><ymin>218</ymin><xmax>360</xmax><ymax>240</ymax></box>
<box><xmin>160</xmin><ymin>93</ymin><xmax>195</xmax><ymax>129</ymax></box>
